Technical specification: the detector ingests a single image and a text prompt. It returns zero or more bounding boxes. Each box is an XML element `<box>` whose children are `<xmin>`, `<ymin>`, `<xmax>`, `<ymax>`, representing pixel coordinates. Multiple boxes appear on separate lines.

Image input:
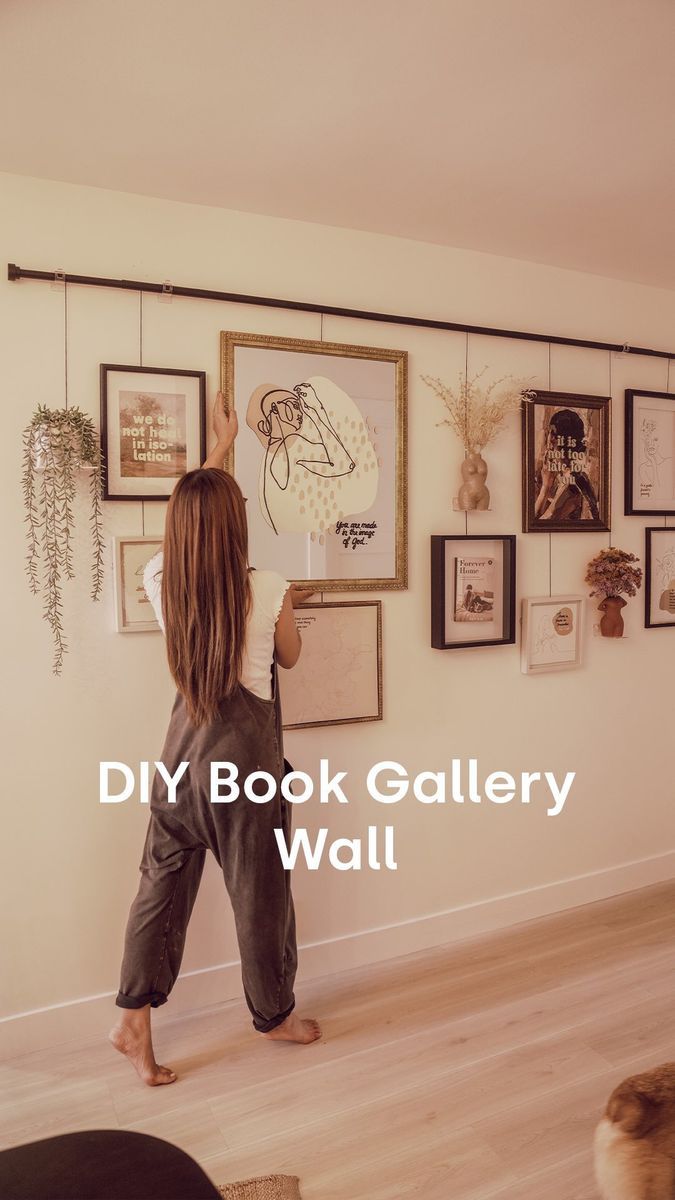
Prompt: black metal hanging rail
<box><xmin>7</xmin><ymin>262</ymin><xmax>674</xmax><ymax>362</ymax></box>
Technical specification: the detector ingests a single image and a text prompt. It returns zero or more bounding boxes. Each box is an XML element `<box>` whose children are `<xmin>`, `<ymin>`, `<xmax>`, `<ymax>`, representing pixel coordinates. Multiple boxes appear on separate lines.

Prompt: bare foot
<box><xmin>262</xmin><ymin>1012</ymin><xmax>322</xmax><ymax>1044</ymax></box>
<box><xmin>109</xmin><ymin>1010</ymin><xmax>177</xmax><ymax>1086</ymax></box>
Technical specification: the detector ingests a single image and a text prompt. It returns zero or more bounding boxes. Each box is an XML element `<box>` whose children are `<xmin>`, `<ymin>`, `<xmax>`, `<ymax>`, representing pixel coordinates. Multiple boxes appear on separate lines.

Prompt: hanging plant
<box><xmin>22</xmin><ymin>406</ymin><xmax>105</xmax><ymax>673</ymax></box>
<box><xmin>421</xmin><ymin>369</ymin><xmax>535</xmax><ymax>510</ymax></box>
<box><xmin>585</xmin><ymin>547</ymin><xmax>642</xmax><ymax>638</ymax></box>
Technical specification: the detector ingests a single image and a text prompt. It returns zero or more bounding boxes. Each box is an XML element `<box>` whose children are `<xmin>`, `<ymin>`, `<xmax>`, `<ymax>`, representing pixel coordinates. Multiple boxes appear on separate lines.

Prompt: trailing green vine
<box><xmin>22</xmin><ymin>406</ymin><xmax>105</xmax><ymax>674</ymax></box>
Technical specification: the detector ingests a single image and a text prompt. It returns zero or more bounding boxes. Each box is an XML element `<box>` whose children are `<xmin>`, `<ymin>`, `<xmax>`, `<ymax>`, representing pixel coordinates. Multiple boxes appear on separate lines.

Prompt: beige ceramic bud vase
<box><xmin>598</xmin><ymin>596</ymin><xmax>626</xmax><ymax>638</ymax></box>
<box><xmin>458</xmin><ymin>451</ymin><xmax>490</xmax><ymax>511</ymax></box>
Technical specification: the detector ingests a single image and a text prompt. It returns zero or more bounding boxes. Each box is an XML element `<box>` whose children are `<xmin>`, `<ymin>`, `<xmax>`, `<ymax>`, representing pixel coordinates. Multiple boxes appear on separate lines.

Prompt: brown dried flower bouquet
<box><xmin>585</xmin><ymin>547</ymin><xmax>642</xmax><ymax>638</ymax></box>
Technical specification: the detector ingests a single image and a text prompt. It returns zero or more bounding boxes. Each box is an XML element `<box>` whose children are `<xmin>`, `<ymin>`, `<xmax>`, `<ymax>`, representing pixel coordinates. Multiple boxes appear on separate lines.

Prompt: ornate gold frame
<box><xmin>220</xmin><ymin>330</ymin><xmax>407</xmax><ymax>591</ymax></box>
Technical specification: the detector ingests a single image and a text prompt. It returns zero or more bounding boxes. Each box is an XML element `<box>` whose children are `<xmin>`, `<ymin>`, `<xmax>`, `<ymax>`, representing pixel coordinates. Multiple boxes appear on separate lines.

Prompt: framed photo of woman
<box><xmin>522</xmin><ymin>391</ymin><xmax>611</xmax><ymax>533</ymax></box>
<box><xmin>221</xmin><ymin>331</ymin><xmax>408</xmax><ymax>591</ymax></box>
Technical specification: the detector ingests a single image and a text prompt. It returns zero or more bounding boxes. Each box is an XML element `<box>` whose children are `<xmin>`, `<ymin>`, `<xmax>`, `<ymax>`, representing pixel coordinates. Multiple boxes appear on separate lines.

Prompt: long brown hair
<box><xmin>162</xmin><ymin>469</ymin><xmax>251</xmax><ymax>726</ymax></box>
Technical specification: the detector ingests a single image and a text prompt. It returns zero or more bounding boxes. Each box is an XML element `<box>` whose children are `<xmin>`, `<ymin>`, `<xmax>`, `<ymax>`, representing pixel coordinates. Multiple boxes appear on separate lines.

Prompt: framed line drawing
<box><xmin>221</xmin><ymin>331</ymin><xmax>407</xmax><ymax>591</ymax></box>
<box><xmin>112</xmin><ymin>536</ymin><xmax>163</xmax><ymax>632</ymax></box>
<box><xmin>101</xmin><ymin>364</ymin><xmax>206</xmax><ymax>500</ymax></box>
<box><xmin>277</xmin><ymin>601</ymin><xmax>382</xmax><ymax>729</ymax></box>
<box><xmin>625</xmin><ymin>390</ymin><xmax>675</xmax><ymax>515</ymax></box>
<box><xmin>645</xmin><ymin>527</ymin><xmax>675</xmax><ymax>628</ymax></box>
<box><xmin>430</xmin><ymin>534</ymin><xmax>516</xmax><ymax>650</ymax></box>
<box><xmin>521</xmin><ymin>595</ymin><xmax>585</xmax><ymax>674</ymax></box>
<box><xmin>522</xmin><ymin>390</ymin><xmax>611</xmax><ymax>532</ymax></box>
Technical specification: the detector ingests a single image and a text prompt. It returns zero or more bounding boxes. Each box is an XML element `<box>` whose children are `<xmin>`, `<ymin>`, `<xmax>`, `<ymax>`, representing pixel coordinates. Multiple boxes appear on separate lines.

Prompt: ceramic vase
<box><xmin>29</xmin><ymin>425</ymin><xmax>91</xmax><ymax>473</ymax></box>
<box><xmin>598</xmin><ymin>595</ymin><xmax>626</xmax><ymax>638</ymax></box>
<box><xmin>458</xmin><ymin>452</ymin><xmax>490</xmax><ymax>511</ymax></box>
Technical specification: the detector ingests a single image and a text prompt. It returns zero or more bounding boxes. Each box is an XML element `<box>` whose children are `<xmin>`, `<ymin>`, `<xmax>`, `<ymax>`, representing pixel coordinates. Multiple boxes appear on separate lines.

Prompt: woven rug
<box><xmin>218</xmin><ymin>1175</ymin><xmax>301</xmax><ymax>1200</ymax></box>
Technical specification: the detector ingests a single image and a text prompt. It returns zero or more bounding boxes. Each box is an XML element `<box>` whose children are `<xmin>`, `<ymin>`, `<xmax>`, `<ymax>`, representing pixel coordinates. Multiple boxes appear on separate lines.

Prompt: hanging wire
<box><xmin>608</xmin><ymin>351</ymin><xmax>613</xmax><ymax>548</ymax></box>
<box><xmin>139</xmin><ymin>289</ymin><xmax>145</xmax><ymax>536</ymax></box>
<box><xmin>319</xmin><ymin>312</ymin><xmax>324</xmax><ymax>594</ymax></box>
<box><xmin>542</xmin><ymin>343</ymin><xmax>550</xmax><ymax>595</ymax></box>
<box><xmin>464</xmin><ymin>331</ymin><xmax>469</xmax><ymax>535</ymax></box>
<box><xmin>64</xmin><ymin>282</ymin><xmax>69</xmax><ymax>410</ymax></box>
<box><xmin>665</xmin><ymin>345</ymin><xmax>669</xmax><ymax>528</ymax></box>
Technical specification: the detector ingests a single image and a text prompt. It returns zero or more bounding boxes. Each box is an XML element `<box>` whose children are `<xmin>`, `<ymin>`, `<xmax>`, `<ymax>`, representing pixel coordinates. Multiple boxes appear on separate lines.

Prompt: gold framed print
<box><xmin>221</xmin><ymin>332</ymin><xmax>407</xmax><ymax>590</ymax></box>
<box><xmin>278</xmin><ymin>601</ymin><xmax>382</xmax><ymax>729</ymax></box>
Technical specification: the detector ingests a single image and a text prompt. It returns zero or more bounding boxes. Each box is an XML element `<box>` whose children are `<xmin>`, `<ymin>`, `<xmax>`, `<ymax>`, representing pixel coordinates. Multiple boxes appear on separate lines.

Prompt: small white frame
<box><xmin>521</xmin><ymin>594</ymin><xmax>585</xmax><ymax>674</ymax></box>
<box><xmin>113</xmin><ymin>535</ymin><xmax>163</xmax><ymax>633</ymax></box>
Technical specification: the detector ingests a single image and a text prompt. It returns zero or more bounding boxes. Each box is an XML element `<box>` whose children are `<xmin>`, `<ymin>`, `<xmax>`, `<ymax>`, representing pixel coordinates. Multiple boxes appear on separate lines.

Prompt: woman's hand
<box><xmin>289</xmin><ymin>584</ymin><xmax>315</xmax><ymax>608</ymax></box>
<box><xmin>213</xmin><ymin>391</ymin><xmax>238</xmax><ymax>449</ymax></box>
<box><xmin>202</xmin><ymin>392</ymin><xmax>238</xmax><ymax>469</ymax></box>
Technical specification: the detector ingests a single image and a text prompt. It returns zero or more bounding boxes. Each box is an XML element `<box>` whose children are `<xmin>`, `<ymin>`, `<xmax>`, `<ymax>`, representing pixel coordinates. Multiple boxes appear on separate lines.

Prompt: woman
<box><xmin>109</xmin><ymin>393</ymin><xmax>321</xmax><ymax>1087</ymax></box>
<box><xmin>534</xmin><ymin>408</ymin><xmax>600</xmax><ymax>522</ymax></box>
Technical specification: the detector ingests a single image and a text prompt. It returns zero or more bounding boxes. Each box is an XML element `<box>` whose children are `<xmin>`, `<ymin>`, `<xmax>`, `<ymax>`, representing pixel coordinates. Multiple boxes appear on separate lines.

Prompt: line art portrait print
<box><xmin>222</xmin><ymin>332</ymin><xmax>407</xmax><ymax>590</ymax></box>
<box><xmin>625</xmin><ymin>390</ymin><xmax>675</xmax><ymax>515</ymax></box>
<box><xmin>247</xmin><ymin>378</ymin><xmax>377</xmax><ymax>535</ymax></box>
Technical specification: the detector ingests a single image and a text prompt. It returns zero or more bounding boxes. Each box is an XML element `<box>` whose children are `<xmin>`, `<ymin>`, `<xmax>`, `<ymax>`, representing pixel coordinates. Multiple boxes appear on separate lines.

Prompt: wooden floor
<box><xmin>2</xmin><ymin>881</ymin><xmax>675</xmax><ymax>1199</ymax></box>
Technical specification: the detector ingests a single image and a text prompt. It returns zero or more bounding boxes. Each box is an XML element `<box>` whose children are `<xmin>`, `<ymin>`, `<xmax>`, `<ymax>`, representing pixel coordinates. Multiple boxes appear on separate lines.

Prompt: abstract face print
<box><xmin>246</xmin><ymin>376</ymin><xmax>379</xmax><ymax>535</ymax></box>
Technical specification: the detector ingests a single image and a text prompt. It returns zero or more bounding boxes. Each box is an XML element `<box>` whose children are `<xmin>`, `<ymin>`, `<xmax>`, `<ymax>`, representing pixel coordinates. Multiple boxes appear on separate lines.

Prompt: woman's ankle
<box><xmin>116</xmin><ymin>1003</ymin><xmax>151</xmax><ymax>1027</ymax></box>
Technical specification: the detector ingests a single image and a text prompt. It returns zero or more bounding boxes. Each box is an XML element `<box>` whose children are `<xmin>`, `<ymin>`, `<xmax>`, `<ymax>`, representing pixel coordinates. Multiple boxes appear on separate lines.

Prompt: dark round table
<box><xmin>0</xmin><ymin>1129</ymin><xmax>222</xmax><ymax>1199</ymax></box>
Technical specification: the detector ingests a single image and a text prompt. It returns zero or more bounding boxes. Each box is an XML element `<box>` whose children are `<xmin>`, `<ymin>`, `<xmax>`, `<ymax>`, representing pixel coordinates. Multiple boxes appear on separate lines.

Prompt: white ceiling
<box><xmin>1</xmin><ymin>0</ymin><xmax>674</xmax><ymax>288</ymax></box>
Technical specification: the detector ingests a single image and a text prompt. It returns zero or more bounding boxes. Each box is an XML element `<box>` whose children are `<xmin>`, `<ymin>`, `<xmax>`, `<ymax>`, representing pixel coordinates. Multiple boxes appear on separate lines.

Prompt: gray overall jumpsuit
<box><xmin>115</xmin><ymin>675</ymin><xmax>297</xmax><ymax>1032</ymax></box>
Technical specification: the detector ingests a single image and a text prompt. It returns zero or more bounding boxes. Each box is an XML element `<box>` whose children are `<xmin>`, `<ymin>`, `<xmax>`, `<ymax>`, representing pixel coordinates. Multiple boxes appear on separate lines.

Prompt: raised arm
<box><xmin>202</xmin><ymin>391</ymin><xmax>238</xmax><ymax>469</ymax></box>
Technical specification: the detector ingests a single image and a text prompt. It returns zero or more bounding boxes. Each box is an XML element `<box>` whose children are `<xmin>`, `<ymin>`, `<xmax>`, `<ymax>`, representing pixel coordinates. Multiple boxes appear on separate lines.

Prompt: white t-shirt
<box><xmin>143</xmin><ymin>552</ymin><xmax>289</xmax><ymax>701</ymax></box>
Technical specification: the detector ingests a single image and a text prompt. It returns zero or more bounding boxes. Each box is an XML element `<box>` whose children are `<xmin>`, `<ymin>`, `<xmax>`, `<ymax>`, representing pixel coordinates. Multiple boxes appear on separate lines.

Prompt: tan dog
<box><xmin>595</xmin><ymin>1064</ymin><xmax>675</xmax><ymax>1198</ymax></box>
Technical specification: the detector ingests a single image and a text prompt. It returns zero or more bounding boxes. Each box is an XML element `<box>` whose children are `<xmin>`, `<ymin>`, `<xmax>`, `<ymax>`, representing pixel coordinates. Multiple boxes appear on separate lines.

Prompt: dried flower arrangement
<box><xmin>585</xmin><ymin>547</ymin><xmax>642</xmax><ymax>638</ymax></box>
<box><xmin>585</xmin><ymin>548</ymin><xmax>642</xmax><ymax>600</ymax></box>
<box><xmin>22</xmin><ymin>405</ymin><xmax>105</xmax><ymax>673</ymax></box>
<box><xmin>421</xmin><ymin>368</ymin><xmax>535</xmax><ymax>510</ymax></box>
<box><xmin>421</xmin><ymin>368</ymin><xmax>535</xmax><ymax>454</ymax></box>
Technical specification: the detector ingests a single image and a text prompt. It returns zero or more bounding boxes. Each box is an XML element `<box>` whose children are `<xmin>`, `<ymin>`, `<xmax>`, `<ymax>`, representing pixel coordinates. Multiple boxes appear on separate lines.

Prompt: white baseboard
<box><xmin>2</xmin><ymin>849</ymin><xmax>674</xmax><ymax>1060</ymax></box>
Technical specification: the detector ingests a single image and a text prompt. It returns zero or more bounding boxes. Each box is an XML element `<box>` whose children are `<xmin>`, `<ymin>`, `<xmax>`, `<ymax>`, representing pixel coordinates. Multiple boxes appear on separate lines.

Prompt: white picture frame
<box><xmin>113</xmin><ymin>536</ymin><xmax>163</xmax><ymax>633</ymax></box>
<box><xmin>521</xmin><ymin>595</ymin><xmax>585</xmax><ymax>674</ymax></box>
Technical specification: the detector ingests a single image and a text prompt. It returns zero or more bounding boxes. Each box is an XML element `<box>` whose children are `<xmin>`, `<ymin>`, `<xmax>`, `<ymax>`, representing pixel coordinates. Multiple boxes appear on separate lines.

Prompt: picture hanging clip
<box><xmin>159</xmin><ymin>278</ymin><xmax>174</xmax><ymax>305</ymax></box>
<box><xmin>51</xmin><ymin>267</ymin><xmax>66</xmax><ymax>292</ymax></box>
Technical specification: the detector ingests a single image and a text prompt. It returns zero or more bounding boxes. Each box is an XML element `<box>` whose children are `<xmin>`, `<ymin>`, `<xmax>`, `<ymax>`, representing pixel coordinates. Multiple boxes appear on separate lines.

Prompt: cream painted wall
<box><xmin>1</xmin><ymin>172</ymin><xmax>674</xmax><ymax>1038</ymax></box>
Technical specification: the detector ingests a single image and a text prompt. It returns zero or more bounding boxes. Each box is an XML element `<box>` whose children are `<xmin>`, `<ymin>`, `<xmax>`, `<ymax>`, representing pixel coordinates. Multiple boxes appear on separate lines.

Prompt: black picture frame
<box><xmin>522</xmin><ymin>390</ymin><xmax>611</xmax><ymax>533</ymax></box>
<box><xmin>645</xmin><ymin>527</ymin><xmax>675</xmax><ymax>629</ymax></box>
<box><xmin>431</xmin><ymin>534</ymin><xmax>516</xmax><ymax>650</ymax></box>
<box><xmin>625</xmin><ymin>389</ymin><xmax>675</xmax><ymax>516</ymax></box>
<box><xmin>101</xmin><ymin>364</ymin><xmax>207</xmax><ymax>501</ymax></box>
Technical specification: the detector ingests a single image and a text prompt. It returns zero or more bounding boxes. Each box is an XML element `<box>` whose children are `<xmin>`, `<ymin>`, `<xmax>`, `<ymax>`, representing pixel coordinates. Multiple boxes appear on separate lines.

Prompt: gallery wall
<box><xmin>1</xmin><ymin>171</ymin><xmax>674</xmax><ymax>1053</ymax></box>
